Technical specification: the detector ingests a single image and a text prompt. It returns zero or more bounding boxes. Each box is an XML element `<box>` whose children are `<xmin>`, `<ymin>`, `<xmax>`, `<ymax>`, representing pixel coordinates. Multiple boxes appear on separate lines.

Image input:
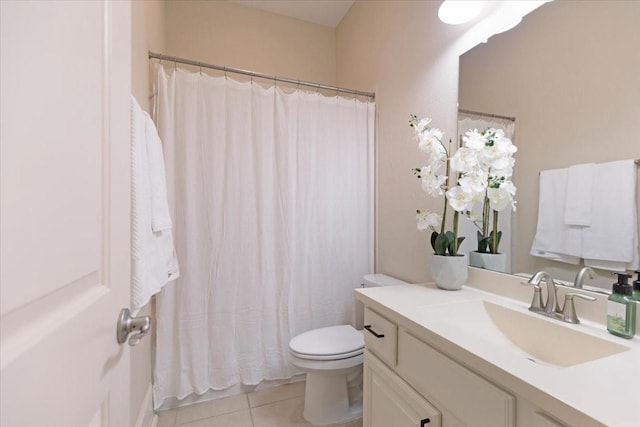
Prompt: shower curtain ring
<box><xmin>296</xmin><ymin>80</ymin><xmax>300</xmax><ymax>91</ymax></box>
<box><xmin>224</xmin><ymin>66</ymin><xmax>228</xmax><ymax>80</ymax></box>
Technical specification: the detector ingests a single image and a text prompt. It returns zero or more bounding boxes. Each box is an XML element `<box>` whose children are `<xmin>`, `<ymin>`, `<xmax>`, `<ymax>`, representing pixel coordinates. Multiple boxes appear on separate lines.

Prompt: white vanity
<box><xmin>355</xmin><ymin>269</ymin><xmax>640</xmax><ymax>427</ymax></box>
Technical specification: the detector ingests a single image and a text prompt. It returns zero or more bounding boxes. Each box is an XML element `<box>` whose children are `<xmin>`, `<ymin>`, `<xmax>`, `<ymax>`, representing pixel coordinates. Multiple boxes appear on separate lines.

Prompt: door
<box><xmin>1</xmin><ymin>1</ymin><xmax>131</xmax><ymax>426</ymax></box>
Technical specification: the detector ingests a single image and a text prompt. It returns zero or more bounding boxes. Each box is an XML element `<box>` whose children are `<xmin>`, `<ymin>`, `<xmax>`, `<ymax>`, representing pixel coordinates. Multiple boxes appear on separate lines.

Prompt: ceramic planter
<box><xmin>431</xmin><ymin>253</ymin><xmax>468</xmax><ymax>290</ymax></box>
<box><xmin>469</xmin><ymin>251</ymin><xmax>507</xmax><ymax>273</ymax></box>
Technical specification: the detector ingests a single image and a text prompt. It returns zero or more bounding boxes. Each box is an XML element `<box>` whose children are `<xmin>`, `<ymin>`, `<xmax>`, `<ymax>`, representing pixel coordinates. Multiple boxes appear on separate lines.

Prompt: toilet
<box><xmin>288</xmin><ymin>274</ymin><xmax>407</xmax><ymax>426</ymax></box>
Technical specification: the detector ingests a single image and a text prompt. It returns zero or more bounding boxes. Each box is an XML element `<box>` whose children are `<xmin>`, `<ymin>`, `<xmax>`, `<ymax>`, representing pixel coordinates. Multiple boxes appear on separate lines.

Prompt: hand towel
<box><xmin>564</xmin><ymin>163</ymin><xmax>594</xmax><ymax>226</ymax></box>
<box><xmin>530</xmin><ymin>168</ymin><xmax>581</xmax><ymax>264</ymax></box>
<box><xmin>147</xmin><ymin>116</ymin><xmax>174</xmax><ymax>232</ymax></box>
<box><xmin>131</xmin><ymin>96</ymin><xmax>180</xmax><ymax>314</ymax></box>
<box><xmin>583</xmin><ymin>159</ymin><xmax>638</xmax><ymax>270</ymax></box>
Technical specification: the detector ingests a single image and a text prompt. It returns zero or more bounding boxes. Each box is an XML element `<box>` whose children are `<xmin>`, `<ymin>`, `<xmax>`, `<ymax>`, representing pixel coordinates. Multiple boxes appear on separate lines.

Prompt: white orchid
<box><xmin>488</xmin><ymin>186</ymin><xmax>514</xmax><ymax>211</ymax></box>
<box><xmin>409</xmin><ymin>114</ymin><xmax>465</xmax><ymax>256</ymax></box>
<box><xmin>416</xmin><ymin>210</ymin><xmax>442</xmax><ymax>231</ymax></box>
<box><xmin>446</xmin><ymin>186</ymin><xmax>476</xmax><ymax>213</ymax></box>
<box><xmin>459</xmin><ymin>173</ymin><xmax>488</xmax><ymax>195</ymax></box>
<box><xmin>420</xmin><ymin>167</ymin><xmax>447</xmax><ymax>197</ymax></box>
<box><xmin>450</xmin><ymin>126</ymin><xmax>517</xmax><ymax>254</ymax></box>
<box><xmin>450</xmin><ymin>147</ymin><xmax>478</xmax><ymax>173</ymax></box>
<box><xmin>463</xmin><ymin>129</ymin><xmax>485</xmax><ymax>150</ymax></box>
<box><xmin>418</xmin><ymin>127</ymin><xmax>444</xmax><ymax>148</ymax></box>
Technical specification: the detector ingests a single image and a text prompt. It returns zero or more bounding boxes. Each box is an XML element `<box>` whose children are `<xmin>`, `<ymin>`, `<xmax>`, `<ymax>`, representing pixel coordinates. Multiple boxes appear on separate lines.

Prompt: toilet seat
<box><xmin>289</xmin><ymin>325</ymin><xmax>364</xmax><ymax>361</ymax></box>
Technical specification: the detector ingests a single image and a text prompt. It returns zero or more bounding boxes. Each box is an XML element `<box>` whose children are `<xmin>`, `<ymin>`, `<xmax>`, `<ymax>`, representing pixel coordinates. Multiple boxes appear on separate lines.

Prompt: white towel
<box><xmin>530</xmin><ymin>168</ymin><xmax>581</xmax><ymax>264</ymax></box>
<box><xmin>583</xmin><ymin>160</ymin><xmax>638</xmax><ymax>271</ymax></box>
<box><xmin>564</xmin><ymin>163</ymin><xmax>594</xmax><ymax>226</ymax></box>
<box><xmin>131</xmin><ymin>96</ymin><xmax>180</xmax><ymax>314</ymax></box>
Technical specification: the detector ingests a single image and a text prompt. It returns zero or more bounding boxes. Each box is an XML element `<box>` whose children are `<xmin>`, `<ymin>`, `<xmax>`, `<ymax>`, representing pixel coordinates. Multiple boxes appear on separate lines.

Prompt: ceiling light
<box><xmin>438</xmin><ymin>0</ymin><xmax>484</xmax><ymax>25</ymax></box>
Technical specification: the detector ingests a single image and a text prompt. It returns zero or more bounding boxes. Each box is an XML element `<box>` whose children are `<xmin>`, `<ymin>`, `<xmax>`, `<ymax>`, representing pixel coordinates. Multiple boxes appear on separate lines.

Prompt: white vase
<box><xmin>469</xmin><ymin>251</ymin><xmax>507</xmax><ymax>273</ymax></box>
<box><xmin>431</xmin><ymin>253</ymin><xmax>468</xmax><ymax>290</ymax></box>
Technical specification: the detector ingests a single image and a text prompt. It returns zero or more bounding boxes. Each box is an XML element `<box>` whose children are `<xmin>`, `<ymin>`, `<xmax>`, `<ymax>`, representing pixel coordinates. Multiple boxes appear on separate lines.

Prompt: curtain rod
<box><xmin>149</xmin><ymin>51</ymin><xmax>375</xmax><ymax>100</ymax></box>
<box><xmin>458</xmin><ymin>108</ymin><xmax>515</xmax><ymax>122</ymax></box>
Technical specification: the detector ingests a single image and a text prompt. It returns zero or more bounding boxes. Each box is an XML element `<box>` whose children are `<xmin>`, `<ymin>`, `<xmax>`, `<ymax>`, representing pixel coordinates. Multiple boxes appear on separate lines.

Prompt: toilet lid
<box><xmin>289</xmin><ymin>325</ymin><xmax>364</xmax><ymax>359</ymax></box>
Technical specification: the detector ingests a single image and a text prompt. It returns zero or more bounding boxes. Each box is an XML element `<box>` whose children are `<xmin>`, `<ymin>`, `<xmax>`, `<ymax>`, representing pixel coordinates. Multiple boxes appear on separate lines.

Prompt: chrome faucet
<box><xmin>526</xmin><ymin>271</ymin><xmax>560</xmax><ymax>314</ymax></box>
<box><xmin>523</xmin><ymin>270</ymin><xmax>596</xmax><ymax>324</ymax></box>
<box><xmin>573</xmin><ymin>266</ymin><xmax>597</xmax><ymax>289</ymax></box>
<box><xmin>561</xmin><ymin>293</ymin><xmax>596</xmax><ymax>324</ymax></box>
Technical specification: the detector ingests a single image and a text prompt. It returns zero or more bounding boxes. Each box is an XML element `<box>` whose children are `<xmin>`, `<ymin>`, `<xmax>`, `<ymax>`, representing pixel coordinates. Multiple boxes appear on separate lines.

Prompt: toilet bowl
<box><xmin>288</xmin><ymin>274</ymin><xmax>407</xmax><ymax>426</ymax></box>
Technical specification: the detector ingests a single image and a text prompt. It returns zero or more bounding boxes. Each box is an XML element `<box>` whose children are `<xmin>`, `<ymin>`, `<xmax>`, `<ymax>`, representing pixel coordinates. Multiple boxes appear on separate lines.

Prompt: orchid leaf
<box><xmin>477</xmin><ymin>231</ymin><xmax>490</xmax><ymax>253</ymax></box>
<box><xmin>434</xmin><ymin>232</ymin><xmax>449</xmax><ymax>256</ymax></box>
<box><xmin>431</xmin><ymin>231</ymin><xmax>438</xmax><ymax>253</ymax></box>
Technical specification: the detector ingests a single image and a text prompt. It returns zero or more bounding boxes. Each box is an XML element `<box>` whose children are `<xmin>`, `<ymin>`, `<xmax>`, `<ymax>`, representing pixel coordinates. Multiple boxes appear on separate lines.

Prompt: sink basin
<box><xmin>420</xmin><ymin>300</ymin><xmax>630</xmax><ymax>367</ymax></box>
<box><xmin>482</xmin><ymin>301</ymin><xmax>629</xmax><ymax>366</ymax></box>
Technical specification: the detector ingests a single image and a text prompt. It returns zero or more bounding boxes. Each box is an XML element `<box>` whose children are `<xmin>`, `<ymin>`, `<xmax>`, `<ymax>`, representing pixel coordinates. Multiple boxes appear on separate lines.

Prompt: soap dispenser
<box><xmin>633</xmin><ymin>271</ymin><xmax>640</xmax><ymax>302</ymax></box>
<box><xmin>607</xmin><ymin>272</ymin><xmax>636</xmax><ymax>339</ymax></box>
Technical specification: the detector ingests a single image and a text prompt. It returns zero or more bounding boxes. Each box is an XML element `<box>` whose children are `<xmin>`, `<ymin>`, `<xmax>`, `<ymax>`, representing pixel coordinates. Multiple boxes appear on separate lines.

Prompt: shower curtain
<box><xmin>151</xmin><ymin>64</ymin><xmax>374</xmax><ymax>408</ymax></box>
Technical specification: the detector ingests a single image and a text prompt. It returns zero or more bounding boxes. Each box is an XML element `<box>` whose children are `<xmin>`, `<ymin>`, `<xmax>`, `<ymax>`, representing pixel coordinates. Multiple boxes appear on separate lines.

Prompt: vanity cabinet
<box><xmin>363</xmin><ymin>306</ymin><xmax>567</xmax><ymax>427</ymax></box>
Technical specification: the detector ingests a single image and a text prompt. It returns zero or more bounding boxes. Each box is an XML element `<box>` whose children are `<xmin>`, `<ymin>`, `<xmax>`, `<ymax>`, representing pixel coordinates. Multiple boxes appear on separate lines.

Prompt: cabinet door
<box><xmin>364</xmin><ymin>351</ymin><xmax>441</xmax><ymax>427</ymax></box>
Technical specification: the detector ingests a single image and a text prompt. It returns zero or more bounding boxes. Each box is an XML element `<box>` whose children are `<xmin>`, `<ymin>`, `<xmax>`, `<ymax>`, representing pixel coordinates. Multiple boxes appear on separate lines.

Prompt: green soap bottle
<box><xmin>607</xmin><ymin>272</ymin><xmax>636</xmax><ymax>339</ymax></box>
<box><xmin>633</xmin><ymin>271</ymin><xmax>640</xmax><ymax>302</ymax></box>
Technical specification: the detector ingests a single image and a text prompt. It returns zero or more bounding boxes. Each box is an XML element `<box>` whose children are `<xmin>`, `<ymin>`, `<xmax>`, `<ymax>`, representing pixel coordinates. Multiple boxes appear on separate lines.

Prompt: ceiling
<box><xmin>229</xmin><ymin>0</ymin><xmax>355</xmax><ymax>28</ymax></box>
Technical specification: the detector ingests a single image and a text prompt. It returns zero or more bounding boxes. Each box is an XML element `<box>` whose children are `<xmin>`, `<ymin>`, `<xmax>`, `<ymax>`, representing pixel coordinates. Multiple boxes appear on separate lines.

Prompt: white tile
<box><xmin>251</xmin><ymin>396</ymin><xmax>313</xmax><ymax>427</ymax></box>
<box><xmin>156</xmin><ymin>409</ymin><xmax>177</xmax><ymax>427</ymax></box>
<box><xmin>177</xmin><ymin>409</ymin><xmax>253</xmax><ymax>427</ymax></box>
<box><xmin>175</xmin><ymin>394</ymin><xmax>249</xmax><ymax>425</ymax></box>
<box><xmin>248</xmin><ymin>381</ymin><xmax>306</xmax><ymax>408</ymax></box>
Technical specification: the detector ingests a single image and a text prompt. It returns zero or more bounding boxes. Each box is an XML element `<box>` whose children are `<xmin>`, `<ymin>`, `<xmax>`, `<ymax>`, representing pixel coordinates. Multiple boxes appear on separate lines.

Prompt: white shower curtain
<box><xmin>152</xmin><ymin>65</ymin><xmax>374</xmax><ymax>408</ymax></box>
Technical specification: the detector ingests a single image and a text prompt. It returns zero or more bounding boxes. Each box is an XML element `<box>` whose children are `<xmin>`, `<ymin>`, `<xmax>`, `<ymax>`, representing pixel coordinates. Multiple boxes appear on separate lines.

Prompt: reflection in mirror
<box><xmin>458</xmin><ymin>0</ymin><xmax>640</xmax><ymax>291</ymax></box>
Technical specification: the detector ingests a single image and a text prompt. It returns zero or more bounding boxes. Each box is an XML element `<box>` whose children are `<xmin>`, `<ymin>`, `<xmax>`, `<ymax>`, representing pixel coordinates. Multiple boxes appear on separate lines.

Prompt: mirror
<box><xmin>458</xmin><ymin>0</ymin><xmax>640</xmax><ymax>290</ymax></box>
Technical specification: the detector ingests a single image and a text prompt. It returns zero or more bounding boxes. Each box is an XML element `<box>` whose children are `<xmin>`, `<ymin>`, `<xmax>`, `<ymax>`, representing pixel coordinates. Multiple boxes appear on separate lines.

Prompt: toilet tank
<box><xmin>353</xmin><ymin>274</ymin><xmax>408</xmax><ymax>330</ymax></box>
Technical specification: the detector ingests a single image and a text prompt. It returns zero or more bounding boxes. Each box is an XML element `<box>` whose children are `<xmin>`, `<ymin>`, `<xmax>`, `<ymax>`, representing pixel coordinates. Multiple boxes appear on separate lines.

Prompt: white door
<box><xmin>1</xmin><ymin>1</ymin><xmax>132</xmax><ymax>426</ymax></box>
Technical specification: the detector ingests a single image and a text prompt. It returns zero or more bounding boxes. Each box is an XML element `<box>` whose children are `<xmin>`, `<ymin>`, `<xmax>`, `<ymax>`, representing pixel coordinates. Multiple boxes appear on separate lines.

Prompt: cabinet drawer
<box><xmin>363</xmin><ymin>308</ymin><xmax>397</xmax><ymax>366</ymax></box>
<box><xmin>397</xmin><ymin>330</ymin><xmax>515</xmax><ymax>427</ymax></box>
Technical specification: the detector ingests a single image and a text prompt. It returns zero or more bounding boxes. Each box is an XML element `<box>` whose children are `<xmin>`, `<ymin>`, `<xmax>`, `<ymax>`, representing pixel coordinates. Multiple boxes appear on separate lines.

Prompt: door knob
<box><xmin>117</xmin><ymin>308</ymin><xmax>151</xmax><ymax>346</ymax></box>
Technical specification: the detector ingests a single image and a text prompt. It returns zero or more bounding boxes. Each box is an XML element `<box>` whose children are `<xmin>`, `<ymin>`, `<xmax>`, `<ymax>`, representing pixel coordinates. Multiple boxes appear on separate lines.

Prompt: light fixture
<box><xmin>438</xmin><ymin>0</ymin><xmax>484</xmax><ymax>25</ymax></box>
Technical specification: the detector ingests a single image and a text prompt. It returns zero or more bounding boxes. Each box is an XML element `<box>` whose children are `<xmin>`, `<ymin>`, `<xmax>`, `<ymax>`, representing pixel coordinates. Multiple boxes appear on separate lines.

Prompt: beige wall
<box><xmin>132</xmin><ymin>0</ymin><xmax>166</xmax><ymax>113</ymax></box>
<box><xmin>459</xmin><ymin>0</ymin><xmax>640</xmax><ymax>283</ymax></box>
<box><xmin>131</xmin><ymin>0</ymin><xmax>166</xmax><ymax>424</ymax></box>
<box><xmin>336</xmin><ymin>1</ymin><xmax>494</xmax><ymax>283</ymax></box>
<box><xmin>165</xmin><ymin>0</ymin><xmax>337</xmax><ymax>85</ymax></box>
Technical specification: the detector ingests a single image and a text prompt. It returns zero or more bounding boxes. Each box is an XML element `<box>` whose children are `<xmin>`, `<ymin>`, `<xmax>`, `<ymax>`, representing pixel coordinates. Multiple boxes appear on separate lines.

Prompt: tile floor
<box><xmin>156</xmin><ymin>381</ymin><xmax>362</xmax><ymax>427</ymax></box>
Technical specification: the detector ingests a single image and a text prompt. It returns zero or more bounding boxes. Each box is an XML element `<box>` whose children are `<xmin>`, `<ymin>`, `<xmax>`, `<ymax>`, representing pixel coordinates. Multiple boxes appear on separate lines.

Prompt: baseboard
<box><xmin>134</xmin><ymin>383</ymin><xmax>156</xmax><ymax>427</ymax></box>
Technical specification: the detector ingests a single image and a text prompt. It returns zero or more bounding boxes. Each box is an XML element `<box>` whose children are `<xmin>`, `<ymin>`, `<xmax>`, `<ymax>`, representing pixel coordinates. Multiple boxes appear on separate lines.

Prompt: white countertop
<box><xmin>355</xmin><ymin>282</ymin><xmax>640</xmax><ymax>427</ymax></box>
